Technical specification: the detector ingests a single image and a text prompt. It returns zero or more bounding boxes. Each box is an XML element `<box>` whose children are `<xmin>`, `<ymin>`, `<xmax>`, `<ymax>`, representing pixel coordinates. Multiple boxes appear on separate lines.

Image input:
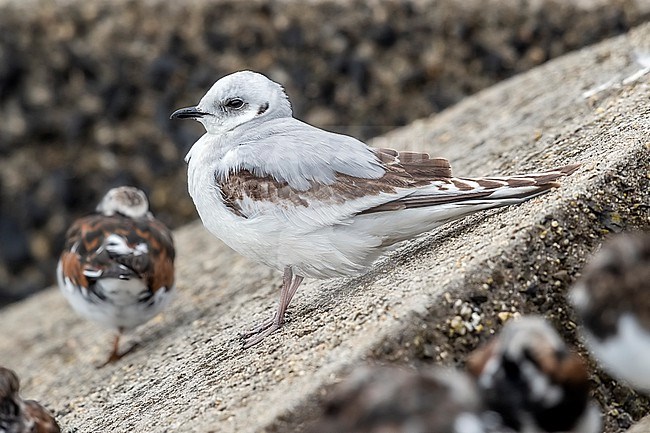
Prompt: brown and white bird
<box><xmin>308</xmin><ymin>365</ymin><xmax>501</xmax><ymax>433</ymax></box>
<box><xmin>467</xmin><ymin>316</ymin><xmax>601</xmax><ymax>433</ymax></box>
<box><xmin>569</xmin><ymin>232</ymin><xmax>650</xmax><ymax>394</ymax></box>
<box><xmin>0</xmin><ymin>367</ymin><xmax>60</xmax><ymax>433</ymax></box>
<box><xmin>171</xmin><ymin>70</ymin><xmax>580</xmax><ymax>348</ymax></box>
<box><xmin>57</xmin><ymin>186</ymin><xmax>175</xmax><ymax>366</ymax></box>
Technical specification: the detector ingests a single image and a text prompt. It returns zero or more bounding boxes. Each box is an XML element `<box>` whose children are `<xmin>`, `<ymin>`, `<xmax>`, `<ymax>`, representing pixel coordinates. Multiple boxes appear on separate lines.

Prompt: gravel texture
<box><xmin>1</xmin><ymin>0</ymin><xmax>649</xmax><ymax>303</ymax></box>
<box><xmin>0</xmin><ymin>20</ymin><xmax>648</xmax><ymax>433</ymax></box>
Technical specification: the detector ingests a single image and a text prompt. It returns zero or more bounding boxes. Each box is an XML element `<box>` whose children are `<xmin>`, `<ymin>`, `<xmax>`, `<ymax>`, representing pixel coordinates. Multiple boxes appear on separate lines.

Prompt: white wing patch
<box><xmin>104</xmin><ymin>234</ymin><xmax>149</xmax><ymax>256</ymax></box>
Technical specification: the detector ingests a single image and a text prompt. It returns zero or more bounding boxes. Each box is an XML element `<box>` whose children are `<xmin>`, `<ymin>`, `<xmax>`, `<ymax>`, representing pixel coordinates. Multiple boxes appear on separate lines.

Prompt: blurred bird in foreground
<box><xmin>467</xmin><ymin>316</ymin><xmax>601</xmax><ymax>433</ymax></box>
<box><xmin>57</xmin><ymin>186</ymin><xmax>175</xmax><ymax>367</ymax></box>
<box><xmin>0</xmin><ymin>367</ymin><xmax>60</xmax><ymax>433</ymax></box>
<box><xmin>570</xmin><ymin>231</ymin><xmax>650</xmax><ymax>394</ymax></box>
<box><xmin>307</xmin><ymin>365</ymin><xmax>500</xmax><ymax>433</ymax></box>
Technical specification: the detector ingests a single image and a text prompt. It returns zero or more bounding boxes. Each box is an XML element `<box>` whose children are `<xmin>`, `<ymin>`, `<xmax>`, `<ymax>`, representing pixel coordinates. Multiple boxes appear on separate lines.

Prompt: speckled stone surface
<box><xmin>1</xmin><ymin>0</ymin><xmax>649</xmax><ymax>303</ymax></box>
<box><xmin>0</xmin><ymin>19</ymin><xmax>649</xmax><ymax>433</ymax></box>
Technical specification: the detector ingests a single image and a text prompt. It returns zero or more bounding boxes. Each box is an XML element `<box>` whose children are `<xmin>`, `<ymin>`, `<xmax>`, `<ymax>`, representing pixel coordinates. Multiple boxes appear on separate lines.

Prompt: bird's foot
<box><xmin>94</xmin><ymin>343</ymin><xmax>138</xmax><ymax>368</ymax></box>
<box><xmin>240</xmin><ymin>313</ymin><xmax>284</xmax><ymax>349</ymax></box>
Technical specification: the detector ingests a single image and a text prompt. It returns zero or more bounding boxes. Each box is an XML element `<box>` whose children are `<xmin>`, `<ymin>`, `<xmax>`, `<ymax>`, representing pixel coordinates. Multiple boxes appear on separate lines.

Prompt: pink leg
<box><xmin>242</xmin><ymin>267</ymin><xmax>305</xmax><ymax>348</ymax></box>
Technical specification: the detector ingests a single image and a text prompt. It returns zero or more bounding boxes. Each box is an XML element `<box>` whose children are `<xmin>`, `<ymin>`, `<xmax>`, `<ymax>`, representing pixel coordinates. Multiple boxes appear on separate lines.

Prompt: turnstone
<box><xmin>569</xmin><ymin>232</ymin><xmax>650</xmax><ymax>394</ymax></box>
<box><xmin>57</xmin><ymin>186</ymin><xmax>175</xmax><ymax>366</ymax></box>
<box><xmin>170</xmin><ymin>70</ymin><xmax>579</xmax><ymax>348</ymax></box>
<box><xmin>307</xmin><ymin>365</ymin><xmax>500</xmax><ymax>433</ymax></box>
<box><xmin>467</xmin><ymin>316</ymin><xmax>601</xmax><ymax>433</ymax></box>
<box><xmin>0</xmin><ymin>367</ymin><xmax>60</xmax><ymax>433</ymax></box>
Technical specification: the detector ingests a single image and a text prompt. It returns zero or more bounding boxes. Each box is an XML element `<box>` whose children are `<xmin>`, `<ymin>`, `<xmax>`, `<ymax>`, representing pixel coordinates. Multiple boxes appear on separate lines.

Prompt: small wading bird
<box><xmin>467</xmin><ymin>316</ymin><xmax>601</xmax><ymax>433</ymax></box>
<box><xmin>171</xmin><ymin>70</ymin><xmax>579</xmax><ymax>348</ymax></box>
<box><xmin>307</xmin><ymin>365</ymin><xmax>493</xmax><ymax>433</ymax></box>
<box><xmin>570</xmin><ymin>232</ymin><xmax>650</xmax><ymax>394</ymax></box>
<box><xmin>0</xmin><ymin>367</ymin><xmax>60</xmax><ymax>433</ymax></box>
<box><xmin>57</xmin><ymin>187</ymin><xmax>175</xmax><ymax>367</ymax></box>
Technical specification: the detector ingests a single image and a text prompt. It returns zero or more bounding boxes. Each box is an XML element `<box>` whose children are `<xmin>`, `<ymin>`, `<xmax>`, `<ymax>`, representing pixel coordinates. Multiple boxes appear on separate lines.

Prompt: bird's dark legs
<box><xmin>96</xmin><ymin>329</ymin><xmax>137</xmax><ymax>368</ymax></box>
<box><xmin>241</xmin><ymin>266</ymin><xmax>304</xmax><ymax>348</ymax></box>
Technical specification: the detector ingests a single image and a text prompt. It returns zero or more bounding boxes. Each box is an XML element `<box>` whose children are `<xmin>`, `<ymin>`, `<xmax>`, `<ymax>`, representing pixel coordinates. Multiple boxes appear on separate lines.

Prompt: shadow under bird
<box><xmin>57</xmin><ymin>186</ymin><xmax>175</xmax><ymax>367</ymax></box>
<box><xmin>570</xmin><ymin>231</ymin><xmax>650</xmax><ymax>394</ymax></box>
<box><xmin>171</xmin><ymin>70</ymin><xmax>579</xmax><ymax>348</ymax></box>
<box><xmin>0</xmin><ymin>367</ymin><xmax>60</xmax><ymax>433</ymax></box>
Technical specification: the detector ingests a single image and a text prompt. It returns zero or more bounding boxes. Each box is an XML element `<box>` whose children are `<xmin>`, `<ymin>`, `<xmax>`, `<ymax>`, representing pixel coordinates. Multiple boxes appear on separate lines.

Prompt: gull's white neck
<box><xmin>186</xmin><ymin>132</ymin><xmax>231</xmax><ymax>194</ymax></box>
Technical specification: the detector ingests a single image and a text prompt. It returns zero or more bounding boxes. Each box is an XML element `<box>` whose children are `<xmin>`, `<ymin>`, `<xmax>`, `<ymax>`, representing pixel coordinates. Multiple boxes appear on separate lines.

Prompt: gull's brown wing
<box><xmin>218</xmin><ymin>147</ymin><xmax>578</xmax><ymax>219</ymax></box>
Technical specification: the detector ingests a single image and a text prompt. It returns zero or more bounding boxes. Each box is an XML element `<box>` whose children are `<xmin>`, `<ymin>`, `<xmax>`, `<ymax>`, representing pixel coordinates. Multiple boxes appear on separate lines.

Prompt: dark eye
<box><xmin>225</xmin><ymin>98</ymin><xmax>245</xmax><ymax>110</ymax></box>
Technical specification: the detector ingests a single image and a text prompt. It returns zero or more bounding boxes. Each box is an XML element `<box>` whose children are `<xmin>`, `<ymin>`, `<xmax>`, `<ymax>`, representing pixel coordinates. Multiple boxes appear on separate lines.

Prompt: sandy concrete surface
<box><xmin>0</xmin><ymin>22</ymin><xmax>649</xmax><ymax>433</ymax></box>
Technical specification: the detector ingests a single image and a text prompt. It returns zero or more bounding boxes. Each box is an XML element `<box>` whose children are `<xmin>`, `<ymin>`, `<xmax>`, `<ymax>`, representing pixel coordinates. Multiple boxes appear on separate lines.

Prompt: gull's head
<box><xmin>170</xmin><ymin>70</ymin><xmax>292</xmax><ymax>134</ymax></box>
<box><xmin>97</xmin><ymin>186</ymin><xmax>150</xmax><ymax>219</ymax></box>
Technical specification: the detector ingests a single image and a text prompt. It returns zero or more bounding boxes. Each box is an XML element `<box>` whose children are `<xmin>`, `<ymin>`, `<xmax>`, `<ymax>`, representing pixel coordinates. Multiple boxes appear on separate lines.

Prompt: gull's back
<box><xmin>222</xmin><ymin>116</ymin><xmax>386</xmax><ymax>190</ymax></box>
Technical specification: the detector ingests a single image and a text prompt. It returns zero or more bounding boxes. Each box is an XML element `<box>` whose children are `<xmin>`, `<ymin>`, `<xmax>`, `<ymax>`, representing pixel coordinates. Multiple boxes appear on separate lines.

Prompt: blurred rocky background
<box><xmin>0</xmin><ymin>0</ymin><xmax>648</xmax><ymax>305</ymax></box>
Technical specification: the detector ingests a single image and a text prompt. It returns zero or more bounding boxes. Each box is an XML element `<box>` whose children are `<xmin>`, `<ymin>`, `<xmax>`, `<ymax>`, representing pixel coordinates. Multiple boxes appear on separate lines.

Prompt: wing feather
<box><xmin>218</xmin><ymin>148</ymin><xmax>577</xmax><ymax>220</ymax></box>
